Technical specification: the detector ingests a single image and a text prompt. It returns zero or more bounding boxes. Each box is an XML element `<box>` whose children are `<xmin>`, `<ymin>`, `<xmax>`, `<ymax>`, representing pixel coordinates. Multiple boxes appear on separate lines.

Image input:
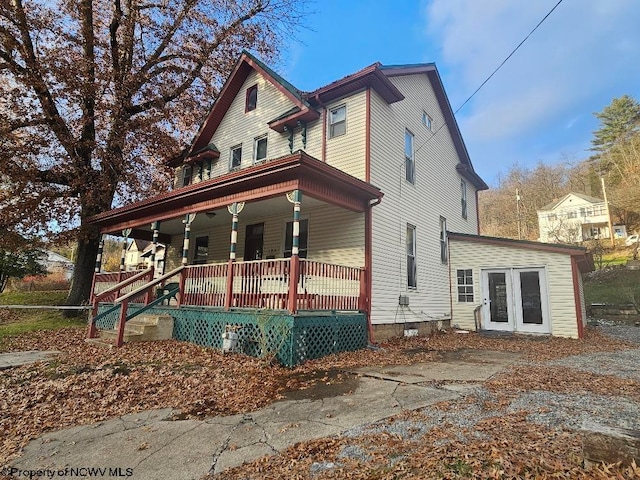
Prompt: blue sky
<box><xmin>278</xmin><ymin>0</ymin><xmax>640</xmax><ymax>186</ymax></box>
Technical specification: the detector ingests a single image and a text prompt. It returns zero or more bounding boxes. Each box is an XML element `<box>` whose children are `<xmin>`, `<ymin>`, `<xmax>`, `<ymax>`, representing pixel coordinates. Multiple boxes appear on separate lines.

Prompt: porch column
<box><xmin>225</xmin><ymin>202</ymin><xmax>245</xmax><ymax>310</ymax></box>
<box><xmin>118</xmin><ymin>228</ymin><xmax>131</xmax><ymax>283</ymax></box>
<box><xmin>181</xmin><ymin>214</ymin><xmax>197</xmax><ymax>265</ymax></box>
<box><xmin>150</xmin><ymin>221</ymin><xmax>160</xmax><ymax>271</ymax></box>
<box><xmin>287</xmin><ymin>190</ymin><xmax>302</xmax><ymax>313</ymax></box>
<box><xmin>89</xmin><ymin>235</ymin><xmax>104</xmax><ymax>305</ymax></box>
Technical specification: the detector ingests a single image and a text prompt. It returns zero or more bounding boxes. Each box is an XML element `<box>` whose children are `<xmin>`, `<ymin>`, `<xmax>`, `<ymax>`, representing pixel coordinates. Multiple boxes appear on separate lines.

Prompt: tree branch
<box><xmin>78</xmin><ymin>0</ymin><xmax>97</xmax><ymax>160</ymax></box>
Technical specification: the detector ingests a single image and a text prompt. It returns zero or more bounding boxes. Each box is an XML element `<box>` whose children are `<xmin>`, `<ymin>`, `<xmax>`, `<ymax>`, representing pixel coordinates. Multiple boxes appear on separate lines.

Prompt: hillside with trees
<box><xmin>479</xmin><ymin>95</ymin><xmax>640</xmax><ymax>241</ymax></box>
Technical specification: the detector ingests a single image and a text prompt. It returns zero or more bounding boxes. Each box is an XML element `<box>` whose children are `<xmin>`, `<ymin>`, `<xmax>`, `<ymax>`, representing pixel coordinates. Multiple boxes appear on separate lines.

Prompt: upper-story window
<box><xmin>422</xmin><ymin>111</ymin><xmax>434</xmax><ymax>132</ymax></box>
<box><xmin>461</xmin><ymin>179</ymin><xmax>467</xmax><ymax>219</ymax></box>
<box><xmin>230</xmin><ymin>144</ymin><xmax>242</xmax><ymax>170</ymax></box>
<box><xmin>254</xmin><ymin>135</ymin><xmax>268</xmax><ymax>163</ymax></box>
<box><xmin>183</xmin><ymin>165</ymin><xmax>192</xmax><ymax>186</ymax></box>
<box><xmin>405</xmin><ymin>129</ymin><xmax>415</xmax><ymax>184</ymax></box>
<box><xmin>246</xmin><ymin>85</ymin><xmax>257</xmax><ymax>112</ymax></box>
<box><xmin>328</xmin><ymin>105</ymin><xmax>346</xmax><ymax>138</ymax></box>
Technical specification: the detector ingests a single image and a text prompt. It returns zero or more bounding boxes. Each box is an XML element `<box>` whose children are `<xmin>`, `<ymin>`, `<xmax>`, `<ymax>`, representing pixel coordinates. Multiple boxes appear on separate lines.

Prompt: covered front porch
<box><xmin>86</xmin><ymin>152</ymin><xmax>381</xmax><ymax>360</ymax></box>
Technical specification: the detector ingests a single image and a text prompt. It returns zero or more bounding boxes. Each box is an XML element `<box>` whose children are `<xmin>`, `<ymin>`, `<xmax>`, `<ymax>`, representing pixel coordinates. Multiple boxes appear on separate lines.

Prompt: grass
<box><xmin>583</xmin><ymin>267</ymin><xmax>640</xmax><ymax>306</ymax></box>
<box><xmin>0</xmin><ymin>290</ymin><xmax>86</xmax><ymax>342</ymax></box>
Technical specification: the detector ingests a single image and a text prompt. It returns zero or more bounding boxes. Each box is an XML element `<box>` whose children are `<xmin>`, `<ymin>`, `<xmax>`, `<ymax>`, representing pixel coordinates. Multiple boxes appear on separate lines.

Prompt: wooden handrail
<box><xmin>94</xmin><ymin>268</ymin><xmax>153</xmax><ymax>302</ymax></box>
<box><xmin>114</xmin><ymin>266</ymin><xmax>185</xmax><ymax>303</ymax></box>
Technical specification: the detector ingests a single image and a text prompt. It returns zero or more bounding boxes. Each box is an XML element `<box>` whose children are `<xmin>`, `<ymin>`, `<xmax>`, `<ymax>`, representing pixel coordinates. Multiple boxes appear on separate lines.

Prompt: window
<box><xmin>407</xmin><ymin>224</ymin><xmax>417</xmax><ymax>288</ymax></box>
<box><xmin>230</xmin><ymin>145</ymin><xmax>242</xmax><ymax>170</ymax></box>
<box><xmin>284</xmin><ymin>219</ymin><xmax>309</xmax><ymax>258</ymax></box>
<box><xmin>193</xmin><ymin>236</ymin><xmax>209</xmax><ymax>265</ymax></box>
<box><xmin>246</xmin><ymin>85</ymin><xmax>257</xmax><ymax>112</ymax></box>
<box><xmin>254</xmin><ymin>135</ymin><xmax>268</xmax><ymax>163</ymax></box>
<box><xmin>328</xmin><ymin>105</ymin><xmax>346</xmax><ymax>138</ymax></box>
<box><xmin>203</xmin><ymin>158</ymin><xmax>212</xmax><ymax>179</ymax></box>
<box><xmin>567</xmin><ymin>210</ymin><xmax>577</xmax><ymax>219</ymax></box>
<box><xmin>405</xmin><ymin>130</ymin><xmax>415</xmax><ymax>184</ymax></box>
<box><xmin>461</xmin><ymin>179</ymin><xmax>467</xmax><ymax>219</ymax></box>
<box><xmin>183</xmin><ymin>165</ymin><xmax>192</xmax><ymax>186</ymax></box>
<box><xmin>457</xmin><ymin>269</ymin><xmax>474</xmax><ymax>302</ymax></box>
<box><xmin>422</xmin><ymin>111</ymin><xmax>434</xmax><ymax>131</ymax></box>
<box><xmin>547</xmin><ymin>213</ymin><xmax>557</xmax><ymax>221</ymax></box>
<box><xmin>440</xmin><ymin>216</ymin><xmax>447</xmax><ymax>264</ymax></box>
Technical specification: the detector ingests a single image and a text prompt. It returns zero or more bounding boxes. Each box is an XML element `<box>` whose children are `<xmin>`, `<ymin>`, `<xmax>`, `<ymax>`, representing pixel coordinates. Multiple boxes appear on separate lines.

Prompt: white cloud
<box><xmin>424</xmin><ymin>0</ymin><xmax>640</xmax><ymax>144</ymax></box>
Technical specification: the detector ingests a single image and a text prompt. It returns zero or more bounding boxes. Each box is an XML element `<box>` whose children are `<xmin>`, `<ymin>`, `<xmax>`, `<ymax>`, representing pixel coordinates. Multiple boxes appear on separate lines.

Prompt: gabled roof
<box><xmin>380</xmin><ymin>63</ymin><xmax>488</xmax><ymax>191</ymax></box>
<box><xmin>171</xmin><ymin>51</ymin><xmax>318</xmax><ymax>167</ymax></box>
<box><xmin>539</xmin><ymin>192</ymin><xmax>605</xmax><ymax>212</ymax></box>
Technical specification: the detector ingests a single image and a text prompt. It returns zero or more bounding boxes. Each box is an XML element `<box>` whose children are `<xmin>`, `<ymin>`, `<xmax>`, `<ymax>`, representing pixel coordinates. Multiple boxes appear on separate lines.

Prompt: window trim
<box><xmin>422</xmin><ymin>111</ymin><xmax>434</xmax><ymax>132</ymax></box>
<box><xmin>229</xmin><ymin>144</ymin><xmax>242</xmax><ymax>171</ymax></box>
<box><xmin>245</xmin><ymin>84</ymin><xmax>258</xmax><ymax>112</ymax></box>
<box><xmin>328</xmin><ymin>104</ymin><xmax>347</xmax><ymax>139</ymax></box>
<box><xmin>407</xmin><ymin>224</ymin><xmax>417</xmax><ymax>288</ymax></box>
<box><xmin>182</xmin><ymin>164</ymin><xmax>192</xmax><ymax>187</ymax></box>
<box><xmin>456</xmin><ymin>269</ymin><xmax>474</xmax><ymax>303</ymax></box>
<box><xmin>461</xmin><ymin>179</ymin><xmax>468</xmax><ymax>219</ymax></box>
<box><xmin>283</xmin><ymin>218</ymin><xmax>309</xmax><ymax>258</ymax></box>
<box><xmin>440</xmin><ymin>216</ymin><xmax>448</xmax><ymax>264</ymax></box>
<box><xmin>405</xmin><ymin>129</ymin><xmax>415</xmax><ymax>184</ymax></box>
<box><xmin>253</xmin><ymin>134</ymin><xmax>268</xmax><ymax>164</ymax></box>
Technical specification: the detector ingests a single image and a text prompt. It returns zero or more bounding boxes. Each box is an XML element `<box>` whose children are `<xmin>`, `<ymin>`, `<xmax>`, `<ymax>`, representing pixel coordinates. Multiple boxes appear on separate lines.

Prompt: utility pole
<box><xmin>516</xmin><ymin>188</ymin><xmax>522</xmax><ymax>240</ymax></box>
<box><xmin>600</xmin><ymin>176</ymin><xmax>615</xmax><ymax>248</ymax></box>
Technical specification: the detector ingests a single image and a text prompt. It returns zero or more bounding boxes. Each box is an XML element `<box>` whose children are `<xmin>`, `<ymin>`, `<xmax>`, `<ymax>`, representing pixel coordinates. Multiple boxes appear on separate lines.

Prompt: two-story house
<box><xmin>86</xmin><ymin>52</ymin><xmax>591</xmax><ymax>358</ymax></box>
<box><xmin>537</xmin><ymin>193</ymin><xmax>613</xmax><ymax>244</ymax></box>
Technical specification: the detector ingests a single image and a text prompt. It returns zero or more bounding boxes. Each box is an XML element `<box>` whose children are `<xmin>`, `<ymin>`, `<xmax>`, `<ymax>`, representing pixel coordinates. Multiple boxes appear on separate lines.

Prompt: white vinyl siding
<box><xmin>325</xmin><ymin>91</ymin><xmax>367</xmax><ymax>180</ymax></box>
<box><xmin>369</xmin><ymin>74</ymin><xmax>479</xmax><ymax>325</ymax></box>
<box><xmin>449</xmin><ymin>239</ymin><xmax>582</xmax><ymax>338</ymax></box>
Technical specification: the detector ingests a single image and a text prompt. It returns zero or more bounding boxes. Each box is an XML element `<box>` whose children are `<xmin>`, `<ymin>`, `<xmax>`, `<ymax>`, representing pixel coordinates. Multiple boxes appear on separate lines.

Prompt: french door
<box><xmin>481</xmin><ymin>268</ymin><xmax>550</xmax><ymax>334</ymax></box>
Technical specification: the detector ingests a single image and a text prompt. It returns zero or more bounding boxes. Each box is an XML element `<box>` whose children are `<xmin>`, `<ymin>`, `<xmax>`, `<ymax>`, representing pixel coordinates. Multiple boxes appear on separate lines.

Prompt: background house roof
<box><xmin>539</xmin><ymin>192</ymin><xmax>605</xmax><ymax>211</ymax></box>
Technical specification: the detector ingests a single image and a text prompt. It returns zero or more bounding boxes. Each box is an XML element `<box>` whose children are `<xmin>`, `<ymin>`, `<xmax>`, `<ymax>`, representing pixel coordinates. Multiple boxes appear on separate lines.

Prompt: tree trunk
<box><xmin>64</xmin><ymin>223</ymin><xmax>101</xmax><ymax>313</ymax></box>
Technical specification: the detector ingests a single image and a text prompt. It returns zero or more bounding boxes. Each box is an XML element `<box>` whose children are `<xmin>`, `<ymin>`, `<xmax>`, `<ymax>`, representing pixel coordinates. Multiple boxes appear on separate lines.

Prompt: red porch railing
<box><xmin>179</xmin><ymin>258</ymin><xmax>365</xmax><ymax>312</ymax></box>
<box><xmin>93</xmin><ymin>270</ymin><xmax>147</xmax><ymax>302</ymax></box>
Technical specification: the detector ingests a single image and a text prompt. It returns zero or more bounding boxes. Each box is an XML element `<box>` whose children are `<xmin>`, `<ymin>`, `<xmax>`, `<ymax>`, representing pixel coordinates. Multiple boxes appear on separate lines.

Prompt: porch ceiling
<box><xmin>88</xmin><ymin>151</ymin><xmax>382</xmax><ymax>235</ymax></box>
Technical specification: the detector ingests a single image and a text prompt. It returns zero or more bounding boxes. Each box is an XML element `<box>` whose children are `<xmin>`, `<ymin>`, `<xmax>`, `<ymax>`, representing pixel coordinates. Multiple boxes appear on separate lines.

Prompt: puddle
<box><xmin>283</xmin><ymin>369</ymin><xmax>360</xmax><ymax>401</ymax></box>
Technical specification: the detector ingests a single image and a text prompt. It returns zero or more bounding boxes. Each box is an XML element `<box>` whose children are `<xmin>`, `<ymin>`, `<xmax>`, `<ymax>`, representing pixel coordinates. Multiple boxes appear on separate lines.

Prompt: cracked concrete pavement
<box><xmin>9</xmin><ymin>350</ymin><xmax>520</xmax><ymax>479</ymax></box>
<box><xmin>0</xmin><ymin>350</ymin><xmax>60</xmax><ymax>370</ymax></box>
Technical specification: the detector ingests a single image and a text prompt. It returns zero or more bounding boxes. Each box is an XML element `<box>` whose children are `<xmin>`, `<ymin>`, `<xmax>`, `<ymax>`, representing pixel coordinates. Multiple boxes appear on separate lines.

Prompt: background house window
<box><xmin>246</xmin><ymin>85</ymin><xmax>257</xmax><ymax>112</ymax></box>
<box><xmin>567</xmin><ymin>210</ymin><xmax>577</xmax><ymax>219</ymax></box>
<box><xmin>193</xmin><ymin>236</ymin><xmax>209</xmax><ymax>264</ymax></box>
<box><xmin>461</xmin><ymin>179</ymin><xmax>467</xmax><ymax>219</ymax></box>
<box><xmin>405</xmin><ymin>129</ymin><xmax>415</xmax><ymax>184</ymax></box>
<box><xmin>284</xmin><ymin>219</ymin><xmax>309</xmax><ymax>258</ymax></box>
<box><xmin>422</xmin><ymin>111</ymin><xmax>434</xmax><ymax>131</ymax></box>
<box><xmin>440</xmin><ymin>216</ymin><xmax>448</xmax><ymax>264</ymax></box>
<box><xmin>457</xmin><ymin>269</ymin><xmax>474</xmax><ymax>302</ymax></box>
<box><xmin>328</xmin><ymin>105</ymin><xmax>346</xmax><ymax>138</ymax></box>
<box><xmin>230</xmin><ymin>145</ymin><xmax>242</xmax><ymax>170</ymax></box>
<box><xmin>183</xmin><ymin>165</ymin><xmax>192</xmax><ymax>186</ymax></box>
<box><xmin>407</xmin><ymin>224</ymin><xmax>417</xmax><ymax>288</ymax></box>
<box><xmin>254</xmin><ymin>135</ymin><xmax>268</xmax><ymax>162</ymax></box>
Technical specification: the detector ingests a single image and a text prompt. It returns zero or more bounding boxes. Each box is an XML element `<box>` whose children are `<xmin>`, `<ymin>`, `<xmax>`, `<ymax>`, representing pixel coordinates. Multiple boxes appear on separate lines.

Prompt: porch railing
<box><xmin>93</xmin><ymin>270</ymin><xmax>147</xmax><ymax>301</ymax></box>
<box><xmin>179</xmin><ymin>258</ymin><xmax>365</xmax><ymax>311</ymax></box>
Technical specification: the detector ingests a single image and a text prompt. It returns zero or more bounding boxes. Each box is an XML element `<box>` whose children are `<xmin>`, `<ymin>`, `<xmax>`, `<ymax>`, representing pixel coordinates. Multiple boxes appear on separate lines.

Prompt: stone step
<box><xmin>98</xmin><ymin>314</ymin><xmax>174</xmax><ymax>343</ymax></box>
<box><xmin>85</xmin><ymin>337</ymin><xmax>116</xmax><ymax>348</ymax></box>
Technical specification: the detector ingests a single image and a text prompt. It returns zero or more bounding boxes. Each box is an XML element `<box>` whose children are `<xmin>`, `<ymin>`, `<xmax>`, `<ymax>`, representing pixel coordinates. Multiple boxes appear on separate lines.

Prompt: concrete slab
<box><xmin>0</xmin><ymin>350</ymin><xmax>60</xmax><ymax>370</ymax></box>
<box><xmin>9</xmin><ymin>350</ymin><xmax>515</xmax><ymax>478</ymax></box>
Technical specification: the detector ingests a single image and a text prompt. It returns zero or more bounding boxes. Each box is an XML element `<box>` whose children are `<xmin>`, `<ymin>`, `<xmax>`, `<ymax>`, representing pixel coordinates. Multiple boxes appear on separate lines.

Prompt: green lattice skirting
<box><xmin>96</xmin><ymin>305</ymin><xmax>367</xmax><ymax>366</ymax></box>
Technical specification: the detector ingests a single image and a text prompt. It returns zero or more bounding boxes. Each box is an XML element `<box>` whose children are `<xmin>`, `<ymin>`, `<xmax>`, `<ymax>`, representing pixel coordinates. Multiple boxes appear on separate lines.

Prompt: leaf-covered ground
<box><xmin>1</xmin><ymin>326</ymin><xmax>638</xmax><ymax>478</ymax></box>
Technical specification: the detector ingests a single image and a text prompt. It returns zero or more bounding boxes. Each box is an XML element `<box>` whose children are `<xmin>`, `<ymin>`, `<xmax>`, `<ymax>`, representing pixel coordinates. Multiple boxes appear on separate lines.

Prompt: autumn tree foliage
<box><xmin>0</xmin><ymin>228</ymin><xmax>47</xmax><ymax>293</ymax></box>
<box><xmin>0</xmin><ymin>0</ymin><xmax>306</xmax><ymax>306</ymax></box>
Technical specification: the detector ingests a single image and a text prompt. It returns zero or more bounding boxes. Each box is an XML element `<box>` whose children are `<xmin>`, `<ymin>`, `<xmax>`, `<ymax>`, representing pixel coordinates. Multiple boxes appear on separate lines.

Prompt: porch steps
<box><xmin>98</xmin><ymin>314</ymin><xmax>174</xmax><ymax>343</ymax></box>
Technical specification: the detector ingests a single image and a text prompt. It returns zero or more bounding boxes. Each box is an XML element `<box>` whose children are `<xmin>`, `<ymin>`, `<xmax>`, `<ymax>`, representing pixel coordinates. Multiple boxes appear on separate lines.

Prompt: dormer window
<box><xmin>246</xmin><ymin>85</ymin><xmax>257</xmax><ymax>112</ymax></box>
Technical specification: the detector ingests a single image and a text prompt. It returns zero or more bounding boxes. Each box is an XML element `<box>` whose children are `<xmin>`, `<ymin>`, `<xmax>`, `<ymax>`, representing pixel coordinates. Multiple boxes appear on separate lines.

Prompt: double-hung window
<box><xmin>407</xmin><ymin>224</ymin><xmax>417</xmax><ymax>288</ymax></box>
<box><xmin>405</xmin><ymin>130</ymin><xmax>415</xmax><ymax>184</ymax></box>
<box><xmin>183</xmin><ymin>165</ymin><xmax>192</xmax><ymax>186</ymax></box>
<box><xmin>230</xmin><ymin>145</ymin><xmax>242</xmax><ymax>170</ymax></box>
<box><xmin>461</xmin><ymin>179</ymin><xmax>467</xmax><ymax>219</ymax></box>
<box><xmin>328</xmin><ymin>105</ymin><xmax>346</xmax><ymax>138</ymax></box>
<box><xmin>254</xmin><ymin>135</ymin><xmax>268</xmax><ymax>163</ymax></box>
<box><xmin>456</xmin><ymin>269</ymin><xmax>474</xmax><ymax>302</ymax></box>
<box><xmin>284</xmin><ymin>219</ymin><xmax>309</xmax><ymax>258</ymax></box>
<box><xmin>440</xmin><ymin>216</ymin><xmax>448</xmax><ymax>264</ymax></box>
<box><xmin>422</xmin><ymin>111</ymin><xmax>434</xmax><ymax>132</ymax></box>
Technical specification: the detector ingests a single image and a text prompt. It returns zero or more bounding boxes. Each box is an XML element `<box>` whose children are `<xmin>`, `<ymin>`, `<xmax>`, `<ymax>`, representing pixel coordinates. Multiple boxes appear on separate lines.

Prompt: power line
<box><xmin>414</xmin><ymin>0</ymin><xmax>565</xmax><ymax>157</ymax></box>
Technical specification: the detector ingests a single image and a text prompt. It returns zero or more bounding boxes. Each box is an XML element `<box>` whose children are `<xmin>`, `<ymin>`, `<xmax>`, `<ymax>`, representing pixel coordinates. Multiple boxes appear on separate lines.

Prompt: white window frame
<box><xmin>422</xmin><ymin>111</ymin><xmax>434</xmax><ymax>132</ymax></box>
<box><xmin>407</xmin><ymin>224</ymin><xmax>417</xmax><ymax>288</ymax></box>
<box><xmin>461</xmin><ymin>179</ymin><xmax>467</xmax><ymax>219</ymax></box>
<box><xmin>456</xmin><ymin>269</ymin><xmax>474</xmax><ymax>302</ymax></box>
<box><xmin>405</xmin><ymin>129</ymin><xmax>415</xmax><ymax>184</ymax></box>
<box><xmin>253</xmin><ymin>135</ymin><xmax>268</xmax><ymax>163</ymax></box>
<box><xmin>328</xmin><ymin>105</ymin><xmax>346</xmax><ymax>138</ymax></box>
<box><xmin>230</xmin><ymin>144</ymin><xmax>242</xmax><ymax>171</ymax></box>
<box><xmin>440</xmin><ymin>216</ymin><xmax>448</xmax><ymax>264</ymax></box>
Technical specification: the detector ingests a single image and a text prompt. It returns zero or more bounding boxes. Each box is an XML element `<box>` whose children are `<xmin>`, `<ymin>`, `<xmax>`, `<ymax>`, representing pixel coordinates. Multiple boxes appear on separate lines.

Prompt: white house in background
<box><xmin>537</xmin><ymin>192</ymin><xmax>614</xmax><ymax>244</ymax></box>
<box><xmin>124</xmin><ymin>239</ymin><xmax>166</xmax><ymax>276</ymax></box>
<box><xmin>43</xmin><ymin>251</ymin><xmax>74</xmax><ymax>280</ymax></box>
